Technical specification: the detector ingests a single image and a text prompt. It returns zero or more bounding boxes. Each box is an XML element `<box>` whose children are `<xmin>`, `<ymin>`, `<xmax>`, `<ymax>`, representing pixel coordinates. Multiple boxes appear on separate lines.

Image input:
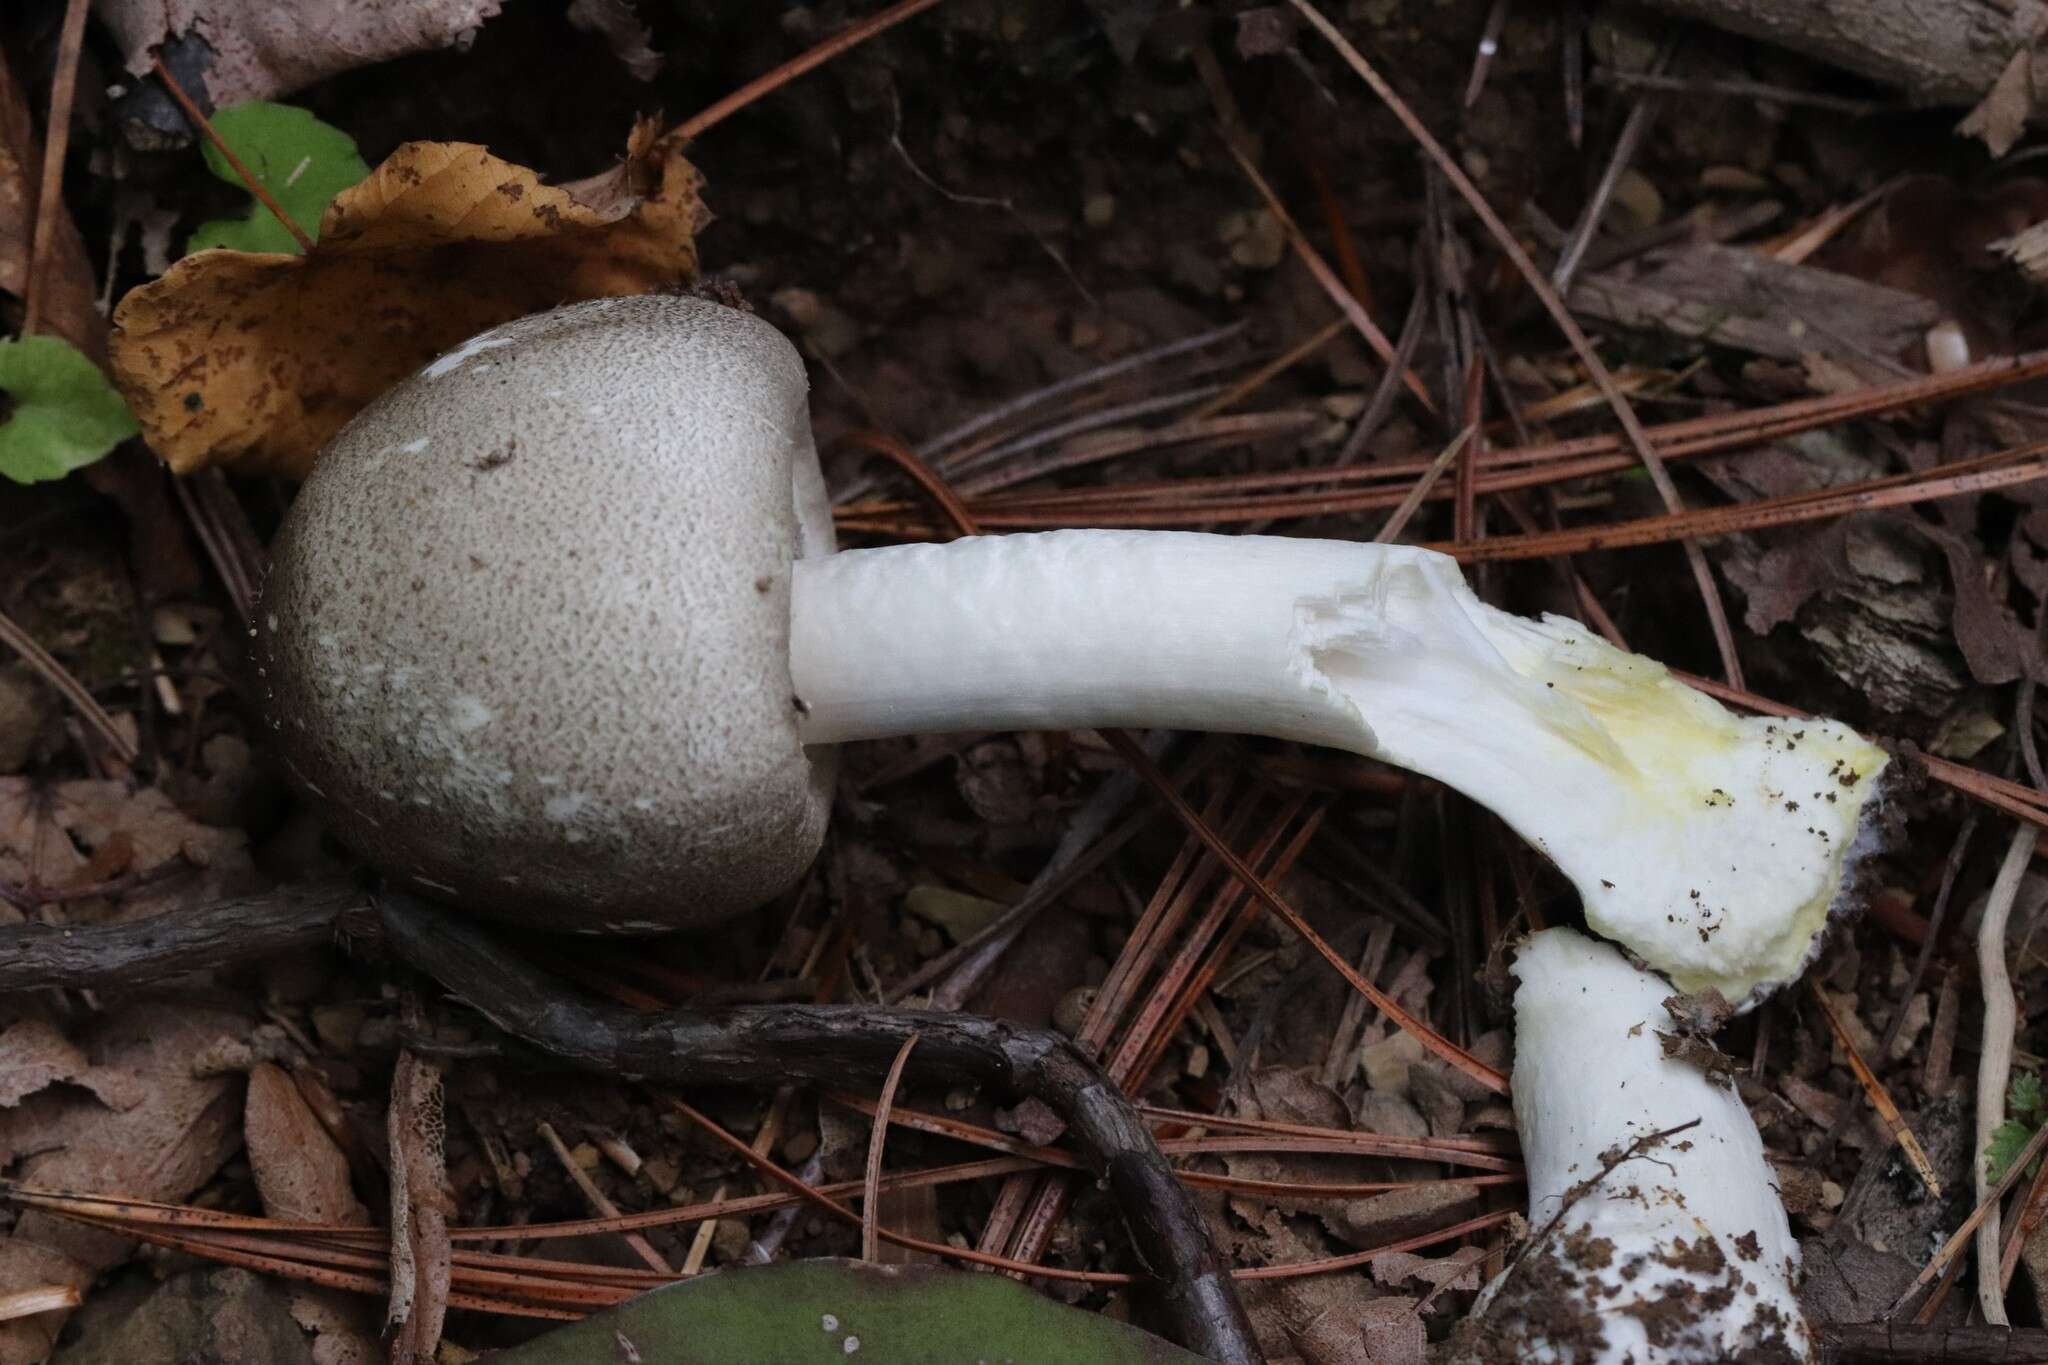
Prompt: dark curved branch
<box><xmin>379</xmin><ymin>893</ymin><xmax>1260</xmax><ymax>1365</ymax></box>
<box><xmin>1818</xmin><ymin>1322</ymin><xmax>2048</xmax><ymax>1363</ymax></box>
<box><xmin>0</xmin><ymin>883</ymin><xmax>369</xmax><ymax>993</ymax></box>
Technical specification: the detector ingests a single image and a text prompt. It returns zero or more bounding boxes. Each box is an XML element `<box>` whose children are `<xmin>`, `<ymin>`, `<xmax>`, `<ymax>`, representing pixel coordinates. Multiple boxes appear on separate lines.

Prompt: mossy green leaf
<box><xmin>1986</xmin><ymin>1073</ymin><xmax>2046</xmax><ymax>1183</ymax></box>
<box><xmin>187</xmin><ymin>102</ymin><xmax>370</xmax><ymax>256</ymax></box>
<box><xmin>489</xmin><ymin>1259</ymin><xmax>1205</xmax><ymax>1364</ymax></box>
<box><xmin>2009</xmin><ymin>1071</ymin><xmax>2043</xmax><ymax>1123</ymax></box>
<box><xmin>1987</xmin><ymin>1118</ymin><xmax>2036</xmax><ymax>1184</ymax></box>
<box><xmin>0</xmin><ymin>336</ymin><xmax>138</xmax><ymax>483</ymax></box>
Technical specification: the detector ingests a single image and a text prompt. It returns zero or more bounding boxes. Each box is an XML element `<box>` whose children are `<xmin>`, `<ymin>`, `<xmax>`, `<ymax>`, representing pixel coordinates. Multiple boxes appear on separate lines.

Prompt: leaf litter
<box><xmin>16</xmin><ymin>0</ymin><xmax>2048</xmax><ymax>1360</ymax></box>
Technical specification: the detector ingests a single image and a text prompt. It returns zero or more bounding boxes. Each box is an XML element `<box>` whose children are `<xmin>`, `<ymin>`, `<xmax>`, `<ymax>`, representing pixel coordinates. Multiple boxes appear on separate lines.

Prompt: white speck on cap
<box><xmin>422</xmin><ymin>333</ymin><xmax>514</xmax><ymax>379</ymax></box>
<box><xmin>448</xmin><ymin>696</ymin><xmax>495</xmax><ymax>732</ymax></box>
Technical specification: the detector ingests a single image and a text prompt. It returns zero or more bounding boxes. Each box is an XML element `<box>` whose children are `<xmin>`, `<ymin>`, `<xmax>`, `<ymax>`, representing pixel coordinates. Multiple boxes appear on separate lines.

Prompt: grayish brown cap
<box><xmin>257</xmin><ymin>295</ymin><xmax>836</xmax><ymax>931</ymax></box>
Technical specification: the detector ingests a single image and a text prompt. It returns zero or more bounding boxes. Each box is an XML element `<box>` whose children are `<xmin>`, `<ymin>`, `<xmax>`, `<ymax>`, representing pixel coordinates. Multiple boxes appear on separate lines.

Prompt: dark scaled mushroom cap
<box><xmin>256</xmin><ymin>295</ymin><xmax>837</xmax><ymax>931</ymax></box>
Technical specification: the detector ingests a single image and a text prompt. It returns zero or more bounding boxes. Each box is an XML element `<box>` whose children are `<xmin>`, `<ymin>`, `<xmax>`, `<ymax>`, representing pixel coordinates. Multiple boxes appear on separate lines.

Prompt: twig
<box><xmin>836</xmin><ymin>431</ymin><xmax>979</xmax><ymax>536</ymax></box>
<box><xmin>1551</xmin><ymin>43</ymin><xmax>1670</xmax><ymax>295</ymax></box>
<box><xmin>150</xmin><ymin>59</ymin><xmax>314</xmax><ymax>253</ymax></box>
<box><xmin>1187</xmin><ymin>318</ymin><xmax>1348</xmax><ymax>423</ymax></box>
<box><xmin>378</xmin><ymin>894</ymin><xmax>1262</xmax><ymax>1365</ymax></box>
<box><xmin>943</xmin><ymin>386</ymin><xmax>1225</xmax><ymax>485</ymax></box>
<box><xmin>991</xmin><ymin>791</ymin><xmax>1306</xmax><ymax>1269</ymax></box>
<box><xmin>1875</xmin><ymin>817</ymin><xmax>1977</xmax><ymax>1062</ymax></box>
<box><xmin>838</xmin><ymin>347</ymin><xmax>2048</xmax><ymax>526</ymax></box>
<box><xmin>1487</xmin><ymin>1118</ymin><xmax>1701</xmax><ymax>1301</ymax></box>
<box><xmin>862</xmin><ymin>1034</ymin><xmax>919</xmax><ymax>1261</ymax></box>
<box><xmin>831</xmin><ymin>1089</ymin><xmax>1521</xmax><ymax>1175</ymax></box>
<box><xmin>1333</xmin><ymin>262</ymin><xmax>1431</xmax><ymax>468</ymax></box>
<box><xmin>22</xmin><ymin>0</ymin><xmax>90</xmax><ymax>334</ymax></box>
<box><xmin>903</xmin><ymin>738</ymin><xmax>1180</xmax><ymax>1009</ymax></box>
<box><xmin>1285</xmin><ymin>0</ymin><xmax>1746</xmax><ymax>687</ymax></box>
<box><xmin>0</xmin><ymin>883</ymin><xmax>367</xmax><ymax>993</ymax></box>
<box><xmin>1912</xmin><ymin>1240</ymin><xmax>1970</xmax><ymax>1327</ymax></box>
<box><xmin>1438</xmin><ymin>443</ymin><xmax>2048</xmax><ymax>561</ymax></box>
<box><xmin>885</xmin><ymin>88</ymin><xmax>1090</xmax><ymax>306</ymax></box>
<box><xmin>1998</xmin><ymin>1135</ymin><xmax>2048</xmax><ymax>1293</ymax></box>
<box><xmin>1560</xmin><ymin>0</ymin><xmax>1585</xmax><ymax>145</ymax></box>
<box><xmin>536</xmin><ymin>1121</ymin><xmax>671</xmax><ymax>1275</ymax></box>
<box><xmin>1376</xmin><ymin>427</ymin><xmax>1474</xmax><ymax>544</ymax></box>
<box><xmin>0</xmin><ymin>607</ymin><xmax>138</xmax><ymax>764</ymax></box>
<box><xmin>1592</xmin><ymin>69</ymin><xmax>1899</xmax><ymax>117</ymax></box>
<box><xmin>1974</xmin><ymin>823</ymin><xmax>2031</xmax><ymax>1325</ymax></box>
<box><xmin>1887</xmin><ymin>1116</ymin><xmax>2048</xmax><ymax>1318</ymax></box>
<box><xmin>1102</xmin><ymin>729</ymin><xmax>1507</xmax><ymax>1095</ymax></box>
<box><xmin>1819</xmin><ymin>1323</ymin><xmax>2048</xmax><ymax>1362</ymax></box>
<box><xmin>1224</xmin><ymin>141</ymin><xmax>1436</xmax><ymax>414</ymax></box>
<box><xmin>917</xmin><ymin>323</ymin><xmax>1246</xmax><ymax>465</ymax></box>
<box><xmin>169</xmin><ymin>471</ymin><xmax>266</xmax><ymax>628</ymax></box>
<box><xmin>957</xmin><ymin>410</ymin><xmax>1319</xmax><ymax>500</ymax></box>
<box><xmin>672</xmin><ymin>0</ymin><xmax>952</xmax><ymax>143</ymax></box>
<box><xmin>1763</xmin><ymin>175</ymin><xmax>1901</xmax><ymax>267</ymax></box>
<box><xmin>0</xmin><ymin>1286</ymin><xmax>80</xmax><ymax>1323</ymax></box>
<box><xmin>1807</xmin><ymin>978</ymin><xmax>1940</xmax><ymax>1196</ymax></box>
<box><xmin>1462</xmin><ymin>0</ymin><xmax>1512</xmax><ymax>107</ymax></box>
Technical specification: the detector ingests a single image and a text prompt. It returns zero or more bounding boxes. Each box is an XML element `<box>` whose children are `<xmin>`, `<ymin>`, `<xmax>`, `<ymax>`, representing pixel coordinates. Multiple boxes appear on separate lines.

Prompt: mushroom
<box><xmin>260</xmin><ymin>297</ymin><xmax>838</xmax><ymax>935</ymax></box>
<box><xmin>1452</xmin><ymin>927</ymin><xmax>1810</xmax><ymax>1364</ymax></box>
<box><xmin>257</xmin><ymin>294</ymin><xmax>1889</xmax><ymax>1005</ymax></box>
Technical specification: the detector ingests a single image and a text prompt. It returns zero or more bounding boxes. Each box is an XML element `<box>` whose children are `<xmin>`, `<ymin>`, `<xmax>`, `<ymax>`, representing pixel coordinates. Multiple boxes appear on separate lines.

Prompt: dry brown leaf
<box><xmin>110</xmin><ymin>121</ymin><xmax>704</xmax><ymax>478</ymax></box>
<box><xmin>288</xmin><ymin>1287</ymin><xmax>382</xmax><ymax>1365</ymax></box>
<box><xmin>0</xmin><ymin>1004</ymin><xmax>247</xmax><ymax>1365</ymax></box>
<box><xmin>245</xmin><ymin>1062</ymin><xmax>369</xmax><ymax>1226</ymax></box>
<box><xmin>567</xmin><ymin>0</ymin><xmax>662</xmax><ymax>80</ymax></box>
<box><xmin>1368</xmin><ymin>1246</ymin><xmax>1486</xmax><ymax>1292</ymax></box>
<box><xmin>1958</xmin><ymin>48</ymin><xmax>2039</xmax><ymax>159</ymax></box>
<box><xmin>1917</xmin><ymin>522</ymin><xmax>2044</xmax><ymax>685</ymax></box>
<box><xmin>0</xmin><ymin>55</ymin><xmax>104</xmax><ymax>361</ymax></box>
<box><xmin>99</xmin><ymin>0</ymin><xmax>503</xmax><ymax>107</ymax></box>
<box><xmin>1358</xmin><ymin>1297</ymin><xmax>1426</xmax><ymax>1365</ymax></box>
<box><xmin>0</xmin><ymin>778</ymin><xmax>251</xmax><ymax>915</ymax></box>
<box><xmin>0</xmin><ymin>1018</ymin><xmax>145</xmax><ymax>1111</ymax></box>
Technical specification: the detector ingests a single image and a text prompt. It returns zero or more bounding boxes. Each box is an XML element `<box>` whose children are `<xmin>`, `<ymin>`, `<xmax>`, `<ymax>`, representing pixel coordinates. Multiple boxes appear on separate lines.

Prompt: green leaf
<box><xmin>187</xmin><ymin>103</ymin><xmax>369</xmax><ymax>257</ymax></box>
<box><xmin>903</xmin><ymin>885</ymin><xmax>1006</xmax><ymax>944</ymax></box>
<box><xmin>0</xmin><ymin>336</ymin><xmax>138</xmax><ymax>483</ymax></box>
<box><xmin>487</xmin><ymin>1259</ymin><xmax>1206</xmax><ymax>1365</ymax></box>
<box><xmin>2010</xmin><ymin>1071</ymin><xmax>2044</xmax><ymax>1124</ymax></box>
<box><xmin>1987</xmin><ymin>1118</ymin><xmax>2037</xmax><ymax>1185</ymax></box>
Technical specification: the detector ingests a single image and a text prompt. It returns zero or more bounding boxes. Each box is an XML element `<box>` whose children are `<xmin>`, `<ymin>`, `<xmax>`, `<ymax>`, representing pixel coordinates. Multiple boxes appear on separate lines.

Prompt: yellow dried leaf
<box><xmin>110</xmin><ymin>120</ymin><xmax>704</xmax><ymax>477</ymax></box>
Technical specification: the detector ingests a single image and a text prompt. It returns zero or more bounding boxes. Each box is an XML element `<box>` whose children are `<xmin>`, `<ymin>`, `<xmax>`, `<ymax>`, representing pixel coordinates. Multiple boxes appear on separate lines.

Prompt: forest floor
<box><xmin>3</xmin><ymin>2</ymin><xmax>2047</xmax><ymax>1362</ymax></box>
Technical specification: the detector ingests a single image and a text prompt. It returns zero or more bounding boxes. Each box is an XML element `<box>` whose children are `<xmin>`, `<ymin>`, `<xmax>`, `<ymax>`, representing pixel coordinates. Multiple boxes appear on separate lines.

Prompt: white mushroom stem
<box><xmin>791</xmin><ymin>528</ymin><xmax>1889</xmax><ymax>1004</ymax></box>
<box><xmin>1465</xmin><ymin>927</ymin><xmax>1809</xmax><ymax>1363</ymax></box>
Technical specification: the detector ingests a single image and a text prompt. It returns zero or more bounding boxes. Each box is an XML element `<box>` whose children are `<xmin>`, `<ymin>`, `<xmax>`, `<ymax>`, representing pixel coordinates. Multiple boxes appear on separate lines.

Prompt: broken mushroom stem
<box><xmin>1455</xmin><ymin>927</ymin><xmax>1810</xmax><ymax>1364</ymax></box>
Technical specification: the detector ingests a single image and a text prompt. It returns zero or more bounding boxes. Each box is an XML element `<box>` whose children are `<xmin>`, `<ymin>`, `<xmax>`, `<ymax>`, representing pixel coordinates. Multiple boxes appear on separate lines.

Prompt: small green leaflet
<box><xmin>1986</xmin><ymin>1071</ymin><xmax>2045</xmax><ymax>1184</ymax></box>
<box><xmin>187</xmin><ymin>102</ymin><xmax>370</xmax><ymax>256</ymax></box>
<box><xmin>0</xmin><ymin>336</ymin><xmax>138</xmax><ymax>483</ymax></box>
